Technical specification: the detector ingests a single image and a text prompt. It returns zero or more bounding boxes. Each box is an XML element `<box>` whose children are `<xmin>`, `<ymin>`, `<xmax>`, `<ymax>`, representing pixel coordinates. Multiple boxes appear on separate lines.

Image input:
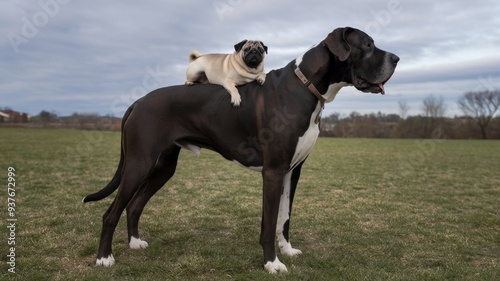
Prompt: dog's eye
<box><xmin>244</xmin><ymin>47</ymin><xmax>251</xmax><ymax>52</ymax></box>
<box><xmin>258</xmin><ymin>47</ymin><xmax>264</xmax><ymax>53</ymax></box>
<box><xmin>365</xmin><ymin>42</ymin><xmax>373</xmax><ymax>50</ymax></box>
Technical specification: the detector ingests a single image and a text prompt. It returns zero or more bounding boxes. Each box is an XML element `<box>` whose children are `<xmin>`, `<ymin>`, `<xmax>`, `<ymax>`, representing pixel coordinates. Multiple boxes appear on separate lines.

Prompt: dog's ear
<box><xmin>324</xmin><ymin>27</ymin><xmax>353</xmax><ymax>61</ymax></box>
<box><xmin>260</xmin><ymin>41</ymin><xmax>268</xmax><ymax>54</ymax></box>
<box><xmin>234</xmin><ymin>40</ymin><xmax>248</xmax><ymax>52</ymax></box>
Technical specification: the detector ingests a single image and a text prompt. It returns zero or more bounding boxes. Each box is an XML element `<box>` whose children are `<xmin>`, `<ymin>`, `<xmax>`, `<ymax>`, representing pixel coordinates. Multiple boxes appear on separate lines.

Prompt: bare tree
<box><xmin>398</xmin><ymin>101</ymin><xmax>410</xmax><ymax>120</ymax></box>
<box><xmin>421</xmin><ymin>95</ymin><xmax>446</xmax><ymax>118</ymax></box>
<box><xmin>420</xmin><ymin>95</ymin><xmax>447</xmax><ymax>137</ymax></box>
<box><xmin>458</xmin><ymin>90</ymin><xmax>500</xmax><ymax>139</ymax></box>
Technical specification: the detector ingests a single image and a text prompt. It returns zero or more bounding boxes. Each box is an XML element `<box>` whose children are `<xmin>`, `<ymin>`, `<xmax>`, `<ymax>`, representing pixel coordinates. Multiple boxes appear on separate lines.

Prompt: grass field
<box><xmin>1</xmin><ymin>127</ymin><xmax>499</xmax><ymax>280</ymax></box>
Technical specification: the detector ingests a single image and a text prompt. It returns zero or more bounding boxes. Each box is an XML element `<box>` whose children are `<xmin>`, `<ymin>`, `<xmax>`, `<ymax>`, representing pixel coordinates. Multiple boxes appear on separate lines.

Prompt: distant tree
<box><xmin>322</xmin><ymin>112</ymin><xmax>340</xmax><ymax>123</ymax></box>
<box><xmin>38</xmin><ymin>110</ymin><xmax>57</xmax><ymax>127</ymax></box>
<box><xmin>422</xmin><ymin>95</ymin><xmax>446</xmax><ymax>118</ymax></box>
<box><xmin>39</xmin><ymin>110</ymin><xmax>51</xmax><ymax>123</ymax></box>
<box><xmin>457</xmin><ymin>90</ymin><xmax>500</xmax><ymax>139</ymax></box>
<box><xmin>398</xmin><ymin>101</ymin><xmax>410</xmax><ymax>120</ymax></box>
<box><xmin>385</xmin><ymin>114</ymin><xmax>401</xmax><ymax>123</ymax></box>
<box><xmin>420</xmin><ymin>95</ymin><xmax>447</xmax><ymax>136</ymax></box>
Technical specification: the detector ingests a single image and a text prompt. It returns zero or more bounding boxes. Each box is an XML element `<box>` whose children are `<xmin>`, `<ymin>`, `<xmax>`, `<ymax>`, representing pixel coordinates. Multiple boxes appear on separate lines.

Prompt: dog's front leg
<box><xmin>255</xmin><ymin>73</ymin><xmax>266</xmax><ymax>85</ymax></box>
<box><xmin>221</xmin><ymin>80</ymin><xmax>242</xmax><ymax>106</ymax></box>
<box><xmin>276</xmin><ymin>167</ymin><xmax>303</xmax><ymax>257</ymax></box>
<box><xmin>260</xmin><ymin>168</ymin><xmax>288</xmax><ymax>273</ymax></box>
<box><xmin>256</xmin><ymin>73</ymin><xmax>266</xmax><ymax>85</ymax></box>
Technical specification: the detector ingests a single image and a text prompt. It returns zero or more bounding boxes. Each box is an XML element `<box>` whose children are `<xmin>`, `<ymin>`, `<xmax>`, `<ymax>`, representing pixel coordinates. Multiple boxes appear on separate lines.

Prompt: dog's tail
<box><xmin>82</xmin><ymin>106</ymin><xmax>133</xmax><ymax>203</ymax></box>
<box><xmin>188</xmin><ymin>50</ymin><xmax>203</xmax><ymax>62</ymax></box>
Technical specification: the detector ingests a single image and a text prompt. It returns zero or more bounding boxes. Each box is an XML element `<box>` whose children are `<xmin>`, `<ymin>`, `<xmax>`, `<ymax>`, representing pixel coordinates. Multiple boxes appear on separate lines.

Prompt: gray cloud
<box><xmin>2</xmin><ymin>0</ymin><xmax>499</xmax><ymax>117</ymax></box>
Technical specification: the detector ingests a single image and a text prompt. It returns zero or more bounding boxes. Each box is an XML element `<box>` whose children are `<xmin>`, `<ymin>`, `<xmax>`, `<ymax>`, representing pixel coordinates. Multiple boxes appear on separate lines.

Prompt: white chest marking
<box><xmin>289</xmin><ymin>76</ymin><xmax>349</xmax><ymax>171</ymax></box>
<box><xmin>290</xmin><ymin>105</ymin><xmax>320</xmax><ymax>170</ymax></box>
<box><xmin>324</xmin><ymin>82</ymin><xmax>351</xmax><ymax>102</ymax></box>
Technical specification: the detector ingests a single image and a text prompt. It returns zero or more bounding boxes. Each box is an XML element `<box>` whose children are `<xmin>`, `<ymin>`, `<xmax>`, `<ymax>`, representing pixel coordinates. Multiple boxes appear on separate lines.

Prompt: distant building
<box><xmin>0</xmin><ymin>111</ymin><xmax>9</xmax><ymax>122</ymax></box>
<box><xmin>0</xmin><ymin>110</ymin><xmax>29</xmax><ymax>123</ymax></box>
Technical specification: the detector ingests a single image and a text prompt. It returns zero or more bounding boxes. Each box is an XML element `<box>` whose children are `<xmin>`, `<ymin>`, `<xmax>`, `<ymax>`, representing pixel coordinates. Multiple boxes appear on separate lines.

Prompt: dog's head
<box><xmin>234</xmin><ymin>40</ymin><xmax>268</xmax><ymax>69</ymax></box>
<box><xmin>324</xmin><ymin>27</ymin><xmax>399</xmax><ymax>94</ymax></box>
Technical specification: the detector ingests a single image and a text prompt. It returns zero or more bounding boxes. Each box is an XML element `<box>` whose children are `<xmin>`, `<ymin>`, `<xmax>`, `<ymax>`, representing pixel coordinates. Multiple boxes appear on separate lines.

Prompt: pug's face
<box><xmin>234</xmin><ymin>40</ymin><xmax>268</xmax><ymax>69</ymax></box>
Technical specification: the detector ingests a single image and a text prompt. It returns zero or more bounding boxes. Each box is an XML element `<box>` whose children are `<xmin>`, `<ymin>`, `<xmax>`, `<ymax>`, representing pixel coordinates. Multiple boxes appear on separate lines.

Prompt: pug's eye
<box><xmin>244</xmin><ymin>47</ymin><xmax>251</xmax><ymax>52</ymax></box>
<box><xmin>258</xmin><ymin>47</ymin><xmax>264</xmax><ymax>53</ymax></box>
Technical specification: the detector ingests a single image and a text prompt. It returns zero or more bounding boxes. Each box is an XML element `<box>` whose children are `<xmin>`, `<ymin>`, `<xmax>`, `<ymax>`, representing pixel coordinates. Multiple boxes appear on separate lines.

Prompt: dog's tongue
<box><xmin>378</xmin><ymin>83</ymin><xmax>385</xmax><ymax>95</ymax></box>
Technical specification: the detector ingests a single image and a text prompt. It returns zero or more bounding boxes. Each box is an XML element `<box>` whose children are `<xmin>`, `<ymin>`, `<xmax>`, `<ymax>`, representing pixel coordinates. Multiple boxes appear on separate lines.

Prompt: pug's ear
<box><xmin>260</xmin><ymin>41</ymin><xmax>268</xmax><ymax>54</ymax></box>
<box><xmin>324</xmin><ymin>27</ymin><xmax>353</xmax><ymax>61</ymax></box>
<box><xmin>234</xmin><ymin>40</ymin><xmax>248</xmax><ymax>52</ymax></box>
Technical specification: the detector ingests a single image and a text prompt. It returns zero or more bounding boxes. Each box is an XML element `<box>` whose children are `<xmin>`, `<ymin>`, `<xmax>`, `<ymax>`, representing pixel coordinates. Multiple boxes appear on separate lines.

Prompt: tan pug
<box><xmin>185</xmin><ymin>40</ymin><xmax>268</xmax><ymax>106</ymax></box>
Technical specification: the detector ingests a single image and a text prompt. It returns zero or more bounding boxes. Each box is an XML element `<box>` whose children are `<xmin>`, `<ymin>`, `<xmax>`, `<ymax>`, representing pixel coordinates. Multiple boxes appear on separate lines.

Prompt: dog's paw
<box><xmin>281</xmin><ymin>247</ymin><xmax>302</xmax><ymax>257</ymax></box>
<box><xmin>231</xmin><ymin>94</ymin><xmax>242</xmax><ymax>107</ymax></box>
<box><xmin>96</xmin><ymin>254</ymin><xmax>115</xmax><ymax>267</ymax></box>
<box><xmin>129</xmin><ymin>236</ymin><xmax>149</xmax><ymax>249</ymax></box>
<box><xmin>256</xmin><ymin>74</ymin><xmax>266</xmax><ymax>85</ymax></box>
<box><xmin>264</xmin><ymin>257</ymin><xmax>288</xmax><ymax>274</ymax></box>
<box><xmin>185</xmin><ymin>81</ymin><xmax>195</xmax><ymax>86</ymax></box>
<box><xmin>279</xmin><ymin>242</ymin><xmax>302</xmax><ymax>257</ymax></box>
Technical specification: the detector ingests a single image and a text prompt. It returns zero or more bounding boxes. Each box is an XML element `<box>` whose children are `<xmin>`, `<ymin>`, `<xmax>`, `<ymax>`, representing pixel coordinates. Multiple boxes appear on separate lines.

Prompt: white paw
<box><xmin>96</xmin><ymin>254</ymin><xmax>115</xmax><ymax>267</ymax></box>
<box><xmin>256</xmin><ymin>74</ymin><xmax>266</xmax><ymax>85</ymax></box>
<box><xmin>264</xmin><ymin>257</ymin><xmax>288</xmax><ymax>274</ymax></box>
<box><xmin>280</xmin><ymin>243</ymin><xmax>302</xmax><ymax>257</ymax></box>
<box><xmin>129</xmin><ymin>236</ymin><xmax>149</xmax><ymax>249</ymax></box>
<box><xmin>185</xmin><ymin>81</ymin><xmax>195</xmax><ymax>86</ymax></box>
<box><xmin>231</xmin><ymin>94</ymin><xmax>242</xmax><ymax>107</ymax></box>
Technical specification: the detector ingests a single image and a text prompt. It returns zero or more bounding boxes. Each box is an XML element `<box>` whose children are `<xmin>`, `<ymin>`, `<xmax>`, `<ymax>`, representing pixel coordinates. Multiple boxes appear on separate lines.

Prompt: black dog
<box><xmin>84</xmin><ymin>27</ymin><xmax>399</xmax><ymax>273</ymax></box>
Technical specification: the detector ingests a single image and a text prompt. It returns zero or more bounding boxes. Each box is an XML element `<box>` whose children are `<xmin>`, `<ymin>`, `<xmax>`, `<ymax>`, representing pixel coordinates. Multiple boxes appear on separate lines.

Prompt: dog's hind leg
<box><xmin>185</xmin><ymin>61</ymin><xmax>207</xmax><ymax>85</ymax></box>
<box><xmin>126</xmin><ymin>146</ymin><xmax>181</xmax><ymax>249</ymax></box>
<box><xmin>95</xmin><ymin>156</ymin><xmax>156</xmax><ymax>266</ymax></box>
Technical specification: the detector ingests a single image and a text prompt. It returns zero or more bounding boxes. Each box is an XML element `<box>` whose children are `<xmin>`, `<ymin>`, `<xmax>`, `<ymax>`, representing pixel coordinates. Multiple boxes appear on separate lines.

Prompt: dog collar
<box><xmin>294</xmin><ymin>67</ymin><xmax>325</xmax><ymax>123</ymax></box>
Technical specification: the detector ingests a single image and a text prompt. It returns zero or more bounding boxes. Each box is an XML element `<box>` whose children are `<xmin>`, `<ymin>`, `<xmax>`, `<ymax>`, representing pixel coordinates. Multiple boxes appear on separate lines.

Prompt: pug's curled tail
<box><xmin>189</xmin><ymin>50</ymin><xmax>203</xmax><ymax>62</ymax></box>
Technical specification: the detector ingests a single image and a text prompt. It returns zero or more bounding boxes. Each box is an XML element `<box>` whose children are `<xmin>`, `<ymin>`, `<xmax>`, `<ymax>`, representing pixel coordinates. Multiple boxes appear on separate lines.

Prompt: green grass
<box><xmin>1</xmin><ymin>127</ymin><xmax>499</xmax><ymax>280</ymax></box>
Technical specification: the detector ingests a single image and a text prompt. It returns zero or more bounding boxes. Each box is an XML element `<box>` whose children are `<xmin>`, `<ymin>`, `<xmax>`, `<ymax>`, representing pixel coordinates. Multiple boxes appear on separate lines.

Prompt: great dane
<box><xmin>84</xmin><ymin>27</ymin><xmax>399</xmax><ymax>273</ymax></box>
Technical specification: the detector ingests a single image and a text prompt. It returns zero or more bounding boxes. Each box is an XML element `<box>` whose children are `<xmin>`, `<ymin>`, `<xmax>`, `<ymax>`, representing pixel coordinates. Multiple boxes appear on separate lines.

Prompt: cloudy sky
<box><xmin>2</xmin><ymin>0</ymin><xmax>500</xmax><ymax>118</ymax></box>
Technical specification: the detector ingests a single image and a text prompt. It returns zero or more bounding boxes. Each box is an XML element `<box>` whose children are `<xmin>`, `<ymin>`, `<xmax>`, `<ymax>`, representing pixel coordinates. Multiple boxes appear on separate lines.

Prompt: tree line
<box><xmin>3</xmin><ymin>90</ymin><xmax>499</xmax><ymax>139</ymax></box>
<box><xmin>320</xmin><ymin>90</ymin><xmax>500</xmax><ymax>139</ymax></box>
<box><xmin>0</xmin><ymin>110</ymin><xmax>122</xmax><ymax>131</ymax></box>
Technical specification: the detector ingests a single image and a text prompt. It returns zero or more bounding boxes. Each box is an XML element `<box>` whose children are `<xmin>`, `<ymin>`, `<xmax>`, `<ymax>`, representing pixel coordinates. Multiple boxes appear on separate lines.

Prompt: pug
<box><xmin>185</xmin><ymin>40</ymin><xmax>268</xmax><ymax>106</ymax></box>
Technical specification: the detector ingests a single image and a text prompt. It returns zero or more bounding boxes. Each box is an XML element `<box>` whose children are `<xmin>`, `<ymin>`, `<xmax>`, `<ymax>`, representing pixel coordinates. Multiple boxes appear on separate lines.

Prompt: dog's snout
<box><xmin>391</xmin><ymin>54</ymin><xmax>400</xmax><ymax>65</ymax></box>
